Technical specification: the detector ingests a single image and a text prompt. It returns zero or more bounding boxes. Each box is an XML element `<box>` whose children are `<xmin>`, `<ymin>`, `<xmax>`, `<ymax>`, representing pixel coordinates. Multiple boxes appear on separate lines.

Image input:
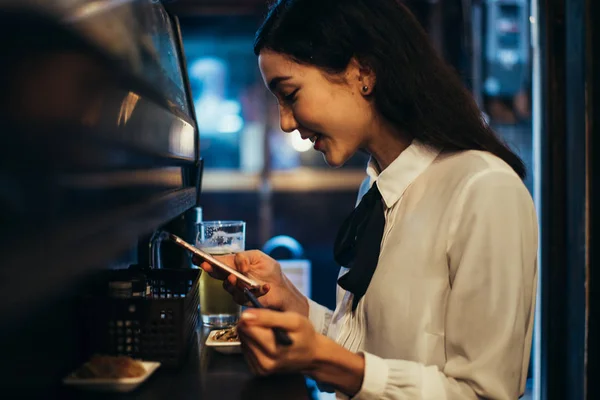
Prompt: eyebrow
<box><xmin>268</xmin><ymin>76</ymin><xmax>292</xmax><ymax>92</ymax></box>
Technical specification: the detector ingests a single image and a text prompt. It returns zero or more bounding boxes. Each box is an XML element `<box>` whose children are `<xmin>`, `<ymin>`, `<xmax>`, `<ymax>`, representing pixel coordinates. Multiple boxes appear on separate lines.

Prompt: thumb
<box><xmin>239</xmin><ymin>309</ymin><xmax>302</xmax><ymax>331</ymax></box>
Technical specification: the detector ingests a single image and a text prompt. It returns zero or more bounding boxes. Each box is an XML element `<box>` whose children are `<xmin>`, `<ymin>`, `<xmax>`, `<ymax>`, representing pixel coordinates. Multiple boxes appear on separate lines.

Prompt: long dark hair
<box><xmin>254</xmin><ymin>0</ymin><xmax>526</xmax><ymax>178</ymax></box>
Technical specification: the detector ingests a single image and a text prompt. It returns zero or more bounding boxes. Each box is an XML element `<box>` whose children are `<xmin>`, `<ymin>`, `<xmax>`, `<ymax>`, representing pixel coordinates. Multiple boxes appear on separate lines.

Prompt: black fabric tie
<box><xmin>334</xmin><ymin>182</ymin><xmax>386</xmax><ymax>311</ymax></box>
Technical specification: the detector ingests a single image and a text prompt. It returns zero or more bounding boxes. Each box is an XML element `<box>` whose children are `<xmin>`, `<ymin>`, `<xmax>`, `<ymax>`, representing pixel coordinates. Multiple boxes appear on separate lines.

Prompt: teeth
<box><xmin>309</xmin><ymin>135</ymin><xmax>319</xmax><ymax>143</ymax></box>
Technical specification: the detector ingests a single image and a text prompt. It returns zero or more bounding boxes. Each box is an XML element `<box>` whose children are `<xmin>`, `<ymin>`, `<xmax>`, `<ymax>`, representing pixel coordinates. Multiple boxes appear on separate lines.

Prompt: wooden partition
<box><xmin>0</xmin><ymin>3</ymin><xmax>200</xmax><ymax>394</ymax></box>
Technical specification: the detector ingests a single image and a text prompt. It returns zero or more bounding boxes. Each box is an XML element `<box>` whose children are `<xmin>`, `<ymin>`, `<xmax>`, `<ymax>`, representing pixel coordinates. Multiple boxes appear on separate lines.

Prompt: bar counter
<box><xmin>60</xmin><ymin>327</ymin><xmax>315</xmax><ymax>400</ymax></box>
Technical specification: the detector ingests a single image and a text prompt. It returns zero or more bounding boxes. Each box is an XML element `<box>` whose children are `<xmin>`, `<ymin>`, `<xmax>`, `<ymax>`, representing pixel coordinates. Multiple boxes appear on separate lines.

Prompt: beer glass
<box><xmin>196</xmin><ymin>221</ymin><xmax>245</xmax><ymax>327</ymax></box>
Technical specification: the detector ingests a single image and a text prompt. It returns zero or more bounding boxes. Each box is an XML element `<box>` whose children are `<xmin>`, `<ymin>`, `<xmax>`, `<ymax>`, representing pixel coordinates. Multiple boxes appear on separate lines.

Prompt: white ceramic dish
<box><xmin>63</xmin><ymin>361</ymin><xmax>161</xmax><ymax>393</ymax></box>
<box><xmin>205</xmin><ymin>329</ymin><xmax>242</xmax><ymax>354</ymax></box>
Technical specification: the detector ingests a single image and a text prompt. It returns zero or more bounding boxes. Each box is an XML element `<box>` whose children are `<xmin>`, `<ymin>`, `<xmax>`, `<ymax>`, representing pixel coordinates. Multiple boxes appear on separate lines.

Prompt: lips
<box><xmin>313</xmin><ymin>135</ymin><xmax>324</xmax><ymax>151</ymax></box>
<box><xmin>300</xmin><ymin>133</ymin><xmax>322</xmax><ymax>143</ymax></box>
<box><xmin>298</xmin><ymin>132</ymin><xmax>325</xmax><ymax>151</ymax></box>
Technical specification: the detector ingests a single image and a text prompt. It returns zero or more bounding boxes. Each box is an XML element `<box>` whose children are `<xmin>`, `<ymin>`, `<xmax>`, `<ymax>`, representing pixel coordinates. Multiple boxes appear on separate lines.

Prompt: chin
<box><xmin>322</xmin><ymin>151</ymin><xmax>351</xmax><ymax>168</ymax></box>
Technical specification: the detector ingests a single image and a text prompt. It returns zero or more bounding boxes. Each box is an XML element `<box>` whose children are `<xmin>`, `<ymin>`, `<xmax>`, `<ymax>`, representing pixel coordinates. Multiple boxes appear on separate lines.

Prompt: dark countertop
<box><xmin>60</xmin><ymin>327</ymin><xmax>315</xmax><ymax>400</ymax></box>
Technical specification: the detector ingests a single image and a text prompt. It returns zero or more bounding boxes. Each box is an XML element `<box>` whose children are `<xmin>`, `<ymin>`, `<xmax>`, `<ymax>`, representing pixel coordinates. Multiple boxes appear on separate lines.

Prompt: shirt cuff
<box><xmin>307</xmin><ymin>298</ymin><xmax>332</xmax><ymax>335</ymax></box>
<box><xmin>351</xmin><ymin>352</ymin><xmax>390</xmax><ymax>400</ymax></box>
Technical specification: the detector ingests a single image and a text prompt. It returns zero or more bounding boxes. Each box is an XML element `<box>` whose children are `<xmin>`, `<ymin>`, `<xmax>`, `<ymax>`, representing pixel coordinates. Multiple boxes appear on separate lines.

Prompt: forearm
<box><xmin>304</xmin><ymin>334</ymin><xmax>365</xmax><ymax>397</ymax></box>
<box><xmin>304</xmin><ymin>341</ymin><xmax>479</xmax><ymax>400</ymax></box>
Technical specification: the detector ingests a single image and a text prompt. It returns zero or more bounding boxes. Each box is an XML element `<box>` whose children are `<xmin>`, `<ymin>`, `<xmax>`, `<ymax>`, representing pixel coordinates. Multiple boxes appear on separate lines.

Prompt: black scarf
<box><xmin>334</xmin><ymin>182</ymin><xmax>386</xmax><ymax>310</ymax></box>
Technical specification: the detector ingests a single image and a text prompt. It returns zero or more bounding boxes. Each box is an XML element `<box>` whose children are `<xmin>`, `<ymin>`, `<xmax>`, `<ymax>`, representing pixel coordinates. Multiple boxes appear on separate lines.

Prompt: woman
<box><xmin>195</xmin><ymin>0</ymin><xmax>538</xmax><ymax>399</ymax></box>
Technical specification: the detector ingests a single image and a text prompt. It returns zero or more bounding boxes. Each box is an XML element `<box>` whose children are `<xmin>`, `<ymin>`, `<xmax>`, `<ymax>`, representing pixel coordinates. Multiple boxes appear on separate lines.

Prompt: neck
<box><xmin>366</xmin><ymin>119</ymin><xmax>412</xmax><ymax>171</ymax></box>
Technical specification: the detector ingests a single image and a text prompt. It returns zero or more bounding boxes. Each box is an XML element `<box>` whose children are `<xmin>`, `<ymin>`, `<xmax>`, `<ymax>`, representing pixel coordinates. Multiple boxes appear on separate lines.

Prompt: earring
<box><xmin>362</xmin><ymin>85</ymin><xmax>369</xmax><ymax>93</ymax></box>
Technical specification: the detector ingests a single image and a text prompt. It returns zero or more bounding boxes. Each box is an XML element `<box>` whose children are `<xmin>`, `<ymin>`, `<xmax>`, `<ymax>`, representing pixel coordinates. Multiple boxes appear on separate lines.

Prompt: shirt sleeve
<box><xmin>308</xmin><ymin>298</ymin><xmax>333</xmax><ymax>335</ymax></box>
<box><xmin>352</xmin><ymin>170</ymin><xmax>538</xmax><ymax>400</ymax></box>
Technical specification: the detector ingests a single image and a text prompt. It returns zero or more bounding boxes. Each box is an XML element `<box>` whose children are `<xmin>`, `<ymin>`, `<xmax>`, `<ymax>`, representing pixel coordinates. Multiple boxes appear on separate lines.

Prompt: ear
<box><xmin>347</xmin><ymin>57</ymin><xmax>376</xmax><ymax>96</ymax></box>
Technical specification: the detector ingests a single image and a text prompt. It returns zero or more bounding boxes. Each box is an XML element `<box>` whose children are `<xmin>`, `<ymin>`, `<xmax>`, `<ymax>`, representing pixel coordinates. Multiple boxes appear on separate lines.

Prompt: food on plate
<box><xmin>213</xmin><ymin>327</ymin><xmax>239</xmax><ymax>342</ymax></box>
<box><xmin>74</xmin><ymin>355</ymin><xmax>146</xmax><ymax>379</ymax></box>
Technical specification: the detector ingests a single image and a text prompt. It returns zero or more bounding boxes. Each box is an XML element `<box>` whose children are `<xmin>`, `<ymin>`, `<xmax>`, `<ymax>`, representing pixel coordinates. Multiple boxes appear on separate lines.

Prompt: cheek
<box><xmin>294</xmin><ymin>94</ymin><xmax>366</xmax><ymax>138</ymax></box>
<box><xmin>292</xmin><ymin>92</ymin><xmax>332</xmax><ymax>129</ymax></box>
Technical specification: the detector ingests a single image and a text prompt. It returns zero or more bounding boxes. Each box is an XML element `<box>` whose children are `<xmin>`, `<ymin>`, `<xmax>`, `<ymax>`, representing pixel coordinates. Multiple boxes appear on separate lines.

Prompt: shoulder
<box><xmin>419</xmin><ymin>150</ymin><xmax>535</xmax><ymax>229</ymax></box>
<box><xmin>426</xmin><ymin>149</ymin><xmax>527</xmax><ymax>194</ymax></box>
<box><xmin>435</xmin><ymin>150</ymin><xmax>536</xmax><ymax>231</ymax></box>
<box><xmin>435</xmin><ymin>149</ymin><xmax>518</xmax><ymax>176</ymax></box>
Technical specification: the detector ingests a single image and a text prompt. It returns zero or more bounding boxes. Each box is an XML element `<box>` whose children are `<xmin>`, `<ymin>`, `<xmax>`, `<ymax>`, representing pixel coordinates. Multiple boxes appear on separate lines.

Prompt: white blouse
<box><xmin>308</xmin><ymin>140</ymin><xmax>538</xmax><ymax>400</ymax></box>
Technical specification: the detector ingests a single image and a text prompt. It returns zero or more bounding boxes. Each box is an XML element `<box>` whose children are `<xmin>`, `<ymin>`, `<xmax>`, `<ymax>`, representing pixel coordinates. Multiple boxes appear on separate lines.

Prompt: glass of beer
<box><xmin>196</xmin><ymin>220</ymin><xmax>245</xmax><ymax>328</ymax></box>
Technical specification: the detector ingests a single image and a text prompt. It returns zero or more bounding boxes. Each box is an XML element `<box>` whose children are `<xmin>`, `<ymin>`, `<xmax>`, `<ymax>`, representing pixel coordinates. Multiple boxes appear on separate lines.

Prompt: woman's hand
<box><xmin>237</xmin><ymin>309</ymin><xmax>319</xmax><ymax>376</ymax></box>
<box><xmin>192</xmin><ymin>250</ymin><xmax>308</xmax><ymax>315</ymax></box>
<box><xmin>238</xmin><ymin>309</ymin><xmax>366</xmax><ymax>397</ymax></box>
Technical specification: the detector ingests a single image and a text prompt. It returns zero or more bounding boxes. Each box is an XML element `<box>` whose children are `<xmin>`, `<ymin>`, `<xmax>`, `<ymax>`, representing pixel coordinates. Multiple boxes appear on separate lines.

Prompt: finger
<box><xmin>192</xmin><ymin>254</ymin><xmax>212</xmax><ymax>271</ymax></box>
<box><xmin>227</xmin><ymin>274</ymin><xmax>238</xmax><ymax>287</ymax></box>
<box><xmin>235</xmin><ymin>290</ymin><xmax>266</xmax><ymax>308</ymax></box>
<box><xmin>213</xmin><ymin>253</ymin><xmax>236</xmax><ymax>264</ymax></box>
<box><xmin>199</xmin><ymin>261</ymin><xmax>214</xmax><ymax>274</ymax></box>
<box><xmin>221</xmin><ymin>281</ymin><xmax>248</xmax><ymax>304</ymax></box>
<box><xmin>259</xmin><ymin>283</ymin><xmax>270</xmax><ymax>296</ymax></box>
<box><xmin>234</xmin><ymin>281</ymin><xmax>269</xmax><ymax>300</ymax></box>
<box><xmin>239</xmin><ymin>309</ymin><xmax>303</xmax><ymax>331</ymax></box>
<box><xmin>224</xmin><ymin>284</ymin><xmax>251</xmax><ymax>305</ymax></box>
<box><xmin>198</xmin><ymin>255</ymin><xmax>237</xmax><ymax>280</ymax></box>
<box><xmin>193</xmin><ymin>253</ymin><xmax>235</xmax><ymax>268</ymax></box>
<box><xmin>224</xmin><ymin>278</ymin><xmax>247</xmax><ymax>303</ymax></box>
<box><xmin>241</xmin><ymin>341</ymin><xmax>265</xmax><ymax>376</ymax></box>
<box><xmin>230</xmin><ymin>275</ymin><xmax>266</xmax><ymax>304</ymax></box>
<box><xmin>200</xmin><ymin>262</ymin><xmax>230</xmax><ymax>280</ymax></box>
<box><xmin>238</xmin><ymin>326</ymin><xmax>277</xmax><ymax>359</ymax></box>
<box><xmin>222</xmin><ymin>280</ymin><xmax>235</xmax><ymax>295</ymax></box>
<box><xmin>192</xmin><ymin>255</ymin><xmax>202</xmax><ymax>266</ymax></box>
<box><xmin>234</xmin><ymin>252</ymin><xmax>251</xmax><ymax>274</ymax></box>
<box><xmin>246</xmin><ymin>249</ymin><xmax>272</xmax><ymax>263</ymax></box>
<box><xmin>232</xmin><ymin>290</ymin><xmax>251</xmax><ymax>306</ymax></box>
<box><xmin>240</xmin><ymin>332</ymin><xmax>278</xmax><ymax>375</ymax></box>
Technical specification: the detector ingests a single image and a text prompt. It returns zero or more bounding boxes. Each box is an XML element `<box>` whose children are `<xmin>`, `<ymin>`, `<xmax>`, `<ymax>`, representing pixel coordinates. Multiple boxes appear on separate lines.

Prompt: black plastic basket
<box><xmin>81</xmin><ymin>268</ymin><xmax>200</xmax><ymax>368</ymax></box>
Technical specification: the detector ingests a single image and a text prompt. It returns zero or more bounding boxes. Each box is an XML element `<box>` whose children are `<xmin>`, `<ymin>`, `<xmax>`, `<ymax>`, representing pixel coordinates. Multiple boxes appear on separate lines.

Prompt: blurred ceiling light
<box><xmin>218</xmin><ymin>114</ymin><xmax>244</xmax><ymax>133</ymax></box>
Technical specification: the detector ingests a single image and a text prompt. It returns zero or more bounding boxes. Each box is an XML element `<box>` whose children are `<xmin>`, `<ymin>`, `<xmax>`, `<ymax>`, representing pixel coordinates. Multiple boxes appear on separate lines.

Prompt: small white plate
<box><xmin>205</xmin><ymin>329</ymin><xmax>242</xmax><ymax>354</ymax></box>
<box><xmin>63</xmin><ymin>361</ymin><xmax>161</xmax><ymax>393</ymax></box>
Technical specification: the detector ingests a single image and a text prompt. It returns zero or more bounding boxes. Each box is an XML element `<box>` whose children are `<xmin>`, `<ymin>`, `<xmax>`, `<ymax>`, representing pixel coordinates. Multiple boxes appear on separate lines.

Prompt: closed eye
<box><xmin>282</xmin><ymin>88</ymin><xmax>299</xmax><ymax>104</ymax></box>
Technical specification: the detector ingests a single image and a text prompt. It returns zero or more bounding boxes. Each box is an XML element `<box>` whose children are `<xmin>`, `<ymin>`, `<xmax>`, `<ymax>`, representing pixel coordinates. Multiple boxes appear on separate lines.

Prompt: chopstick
<box><xmin>243</xmin><ymin>287</ymin><xmax>293</xmax><ymax>346</ymax></box>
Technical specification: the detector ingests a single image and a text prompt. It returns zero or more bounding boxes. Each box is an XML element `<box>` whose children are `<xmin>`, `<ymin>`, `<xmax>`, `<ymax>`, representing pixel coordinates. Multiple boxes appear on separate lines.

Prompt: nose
<box><xmin>279</xmin><ymin>106</ymin><xmax>299</xmax><ymax>133</ymax></box>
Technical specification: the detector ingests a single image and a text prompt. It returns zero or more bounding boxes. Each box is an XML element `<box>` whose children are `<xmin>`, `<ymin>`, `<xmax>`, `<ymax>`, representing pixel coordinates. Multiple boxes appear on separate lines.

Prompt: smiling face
<box><xmin>258</xmin><ymin>50</ymin><xmax>377</xmax><ymax>167</ymax></box>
